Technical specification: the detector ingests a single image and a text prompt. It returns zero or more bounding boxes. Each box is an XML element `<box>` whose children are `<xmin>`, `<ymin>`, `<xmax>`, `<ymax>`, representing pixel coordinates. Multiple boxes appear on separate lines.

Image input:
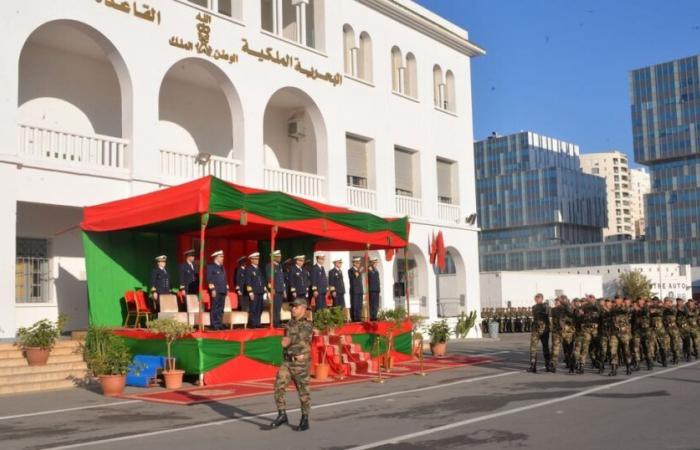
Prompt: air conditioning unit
<box><xmin>287</xmin><ymin>115</ymin><xmax>305</xmax><ymax>139</ymax></box>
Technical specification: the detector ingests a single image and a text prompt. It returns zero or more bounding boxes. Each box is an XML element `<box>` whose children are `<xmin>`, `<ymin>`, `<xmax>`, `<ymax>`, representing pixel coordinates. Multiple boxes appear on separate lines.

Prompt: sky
<box><xmin>415</xmin><ymin>0</ymin><xmax>700</xmax><ymax>166</ymax></box>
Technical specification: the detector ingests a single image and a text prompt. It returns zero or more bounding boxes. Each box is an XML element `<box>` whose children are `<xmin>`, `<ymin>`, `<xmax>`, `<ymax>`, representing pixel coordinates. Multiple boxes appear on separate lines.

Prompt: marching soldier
<box><xmin>608</xmin><ymin>296</ymin><xmax>632</xmax><ymax>376</ymax></box>
<box><xmin>631</xmin><ymin>297</ymin><xmax>654</xmax><ymax>370</ymax></box>
<box><xmin>206</xmin><ymin>250</ymin><xmax>228</xmax><ymax>330</ymax></box>
<box><xmin>178</xmin><ymin>249</ymin><xmax>198</xmax><ymax>296</ymax></box>
<box><xmin>234</xmin><ymin>256</ymin><xmax>249</xmax><ymax>312</ymax></box>
<box><xmin>368</xmin><ymin>257</ymin><xmax>381</xmax><ymax>321</ymax></box>
<box><xmin>550</xmin><ymin>296</ymin><xmax>575</xmax><ymax>373</ymax></box>
<box><xmin>649</xmin><ymin>297</ymin><xmax>669</xmax><ymax>367</ymax></box>
<box><xmin>266</xmin><ymin>250</ymin><xmax>286</xmax><ymax>328</ymax></box>
<box><xmin>269</xmin><ymin>298</ymin><xmax>313</xmax><ymax>432</ymax></box>
<box><xmin>310</xmin><ymin>253</ymin><xmax>329</xmax><ymax>310</ymax></box>
<box><xmin>675</xmin><ymin>298</ymin><xmax>692</xmax><ymax>361</ymax></box>
<box><xmin>662</xmin><ymin>297</ymin><xmax>682</xmax><ymax>365</ymax></box>
<box><xmin>328</xmin><ymin>257</ymin><xmax>346</xmax><ymax>308</ymax></box>
<box><xmin>598</xmin><ymin>299</ymin><xmax>613</xmax><ymax>374</ymax></box>
<box><xmin>685</xmin><ymin>299</ymin><xmax>699</xmax><ymax>359</ymax></box>
<box><xmin>149</xmin><ymin>255</ymin><xmax>170</xmax><ymax>313</ymax></box>
<box><xmin>289</xmin><ymin>255</ymin><xmax>310</xmax><ymax>302</ymax></box>
<box><xmin>527</xmin><ymin>293</ymin><xmax>551</xmax><ymax>373</ymax></box>
<box><xmin>245</xmin><ymin>252</ymin><xmax>265</xmax><ymax>328</ymax></box>
<box><xmin>574</xmin><ymin>295</ymin><xmax>601</xmax><ymax>374</ymax></box>
<box><xmin>348</xmin><ymin>257</ymin><xmax>364</xmax><ymax>322</ymax></box>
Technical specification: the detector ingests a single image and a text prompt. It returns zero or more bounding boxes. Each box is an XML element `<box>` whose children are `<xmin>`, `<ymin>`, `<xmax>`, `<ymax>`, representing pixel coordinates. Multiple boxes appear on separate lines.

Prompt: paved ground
<box><xmin>2</xmin><ymin>334</ymin><xmax>699</xmax><ymax>450</ymax></box>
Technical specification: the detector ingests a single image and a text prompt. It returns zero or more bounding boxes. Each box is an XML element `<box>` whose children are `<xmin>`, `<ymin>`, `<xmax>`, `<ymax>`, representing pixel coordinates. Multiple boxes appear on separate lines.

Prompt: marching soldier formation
<box><xmin>481</xmin><ymin>306</ymin><xmax>534</xmax><ymax>334</ymax></box>
<box><xmin>524</xmin><ymin>293</ymin><xmax>700</xmax><ymax>376</ymax></box>
<box><xmin>148</xmin><ymin>249</ymin><xmax>382</xmax><ymax>329</ymax></box>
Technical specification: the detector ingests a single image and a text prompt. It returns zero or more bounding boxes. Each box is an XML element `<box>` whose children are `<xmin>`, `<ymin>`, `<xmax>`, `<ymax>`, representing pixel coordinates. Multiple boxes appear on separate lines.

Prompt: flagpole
<box><xmin>269</xmin><ymin>225</ymin><xmax>278</xmax><ymax>330</ymax></box>
<box><xmin>404</xmin><ymin>246</ymin><xmax>410</xmax><ymax>318</ymax></box>
<box><xmin>197</xmin><ymin>213</ymin><xmax>209</xmax><ymax>331</ymax></box>
<box><xmin>363</xmin><ymin>243</ymin><xmax>370</xmax><ymax>322</ymax></box>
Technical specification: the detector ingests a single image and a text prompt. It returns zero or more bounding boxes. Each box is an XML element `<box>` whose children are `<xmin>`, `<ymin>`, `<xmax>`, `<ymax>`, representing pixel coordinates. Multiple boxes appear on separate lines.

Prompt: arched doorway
<box><xmin>393</xmin><ymin>245</ymin><xmax>428</xmax><ymax>317</ymax></box>
<box><xmin>263</xmin><ymin>87</ymin><xmax>327</xmax><ymax>199</ymax></box>
<box><xmin>436</xmin><ymin>247</ymin><xmax>466</xmax><ymax>317</ymax></box>
<box><xmin>18</xmin><ymin>20</ymin><xmax>132</xmax><ymax>169</ymax></box>
<box><xmin>158</xmin><ymin>58</ymin><xmax>243</xmax><ymax>182</ymax></box>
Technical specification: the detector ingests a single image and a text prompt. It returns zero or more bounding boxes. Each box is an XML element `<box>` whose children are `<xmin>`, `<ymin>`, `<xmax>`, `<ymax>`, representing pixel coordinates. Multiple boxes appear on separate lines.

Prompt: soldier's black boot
<box><xmin>269</xmin><ymin>410</ymin><xmax>288</xmax><ymax>429</ymax></box>
<box><xmin>527</xmin><ymin>362</ymin><xmax>537</xmax><ymax>373</ymax></box>
<box><xmin>632</xmin><ymin>360</ymin><xmax>640</xmax><ymax>372</ymax></box>
<box><xmin>598</xmin><ymin>362</ymin><xmax>605</xmax><ymax>375</ymax></box>
<box><xmin>544</xmin><ymin>360</ymin><xmax>553</xmax><ymax>373</ymax></box>
<box><xmin>576</xmin><ymin>362</ymin><xmax>584</xmax><ymax>374</ymax></box>
<box><xmin>548</xmin><ymin>361</ymin><xmax>556</xmax><ymax>373</ymax></box>
<box><xmin>625</xmin><ymin>363</ymin><xmax>632</xmax><ymax>376</ymax></box>
<box><xmin>295</xmin><ymin>414</ymin><xmax>309</xmax><ymax>432</ymax></box>
<box><xmin>662</xmin><ymin>355</ymin><xmax>668</xmax><ymax>367</ymax></box>
<box><xmin>646</xmin><ymin>358</ymin><xmax>653</xmax><ymax>371</ymax></box>
<box><xmin>672</xmin><ymin>354</ymin><xmax>678</xmax><ymax>365</ymax></box>
<box><xmin>608</xmin><ymin>364</ymin><xmax>617</xmax><ymax>377</ymax></box>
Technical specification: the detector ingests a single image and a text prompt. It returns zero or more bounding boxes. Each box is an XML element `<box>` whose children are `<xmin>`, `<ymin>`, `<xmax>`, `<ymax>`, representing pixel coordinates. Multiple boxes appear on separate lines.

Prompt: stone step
<box><xmin>0</xmin><ymin>353</ymin><xmax>85</xmax><ymax>368</ymax></box>
<box><xmin>0</xmin><ymin>368</ymin><xmax>88</xmax><ymax>386</ymax></box>
<box><xmin>0</xmin><ymin>361</ymin><xmax>87</xmax><ymax>376</ymax></box>
<box><xmin>0</xmin><ymin>378</ymin><xmax>87</xmax><ymax>396</ymax></box>
<box><xmin>0</xmin><ymin>345</ymin><xmax>82</xmax><ymax>360</ymax></box>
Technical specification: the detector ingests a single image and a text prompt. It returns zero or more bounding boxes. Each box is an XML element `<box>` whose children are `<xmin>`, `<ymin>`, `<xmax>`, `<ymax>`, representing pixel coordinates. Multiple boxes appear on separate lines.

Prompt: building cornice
<box><xmin>357</xmin><ymin>0</ymin><xmax>486</xmax><ymax>57</ymax></box>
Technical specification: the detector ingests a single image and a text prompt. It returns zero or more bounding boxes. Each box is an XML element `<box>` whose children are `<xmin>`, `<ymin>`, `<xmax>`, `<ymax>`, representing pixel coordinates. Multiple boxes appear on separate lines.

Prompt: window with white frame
<box><xmin>433</xmin><ymin>65</ymin><xmax>455</xmax><ymax>112</ymax></box>
<box><xmin>16</xmin><ymin>238</ymin><xmax>51</xmax><ymax>303</ymax></box>
<box><xmin>395</xmin><ymin>147</ymin><xmax>418</xmax><ymax>197</ymax></box>
<box><xmin>436</xmin><ymin>158</ymin><xmax>457</xmax><ymax>204</ymax></box>
<box><xmin>346</xmin><ymin>135</ymin><xmax>372</xmax><ymax>189</ymax></box>
<box><xmin>188</xmin><ymin>0</ymin><xmax>242</xmax><ymax>19</ymax></box>
<box><xmin>358</xmin><ymin>32</ymin><xmax>373</xmax><ymax>82</ymax></box>
<box><xmin>260</xmin><ymin>0</ymin><xmax>325</xmax><ymax>50</ymax></box>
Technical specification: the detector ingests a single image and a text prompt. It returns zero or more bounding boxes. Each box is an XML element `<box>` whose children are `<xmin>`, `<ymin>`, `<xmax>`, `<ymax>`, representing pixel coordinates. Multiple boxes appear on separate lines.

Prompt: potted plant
<box><xmin>455</xmin><ymin>311</ymin><xmax>477</xmax><ymax>339</ymax></box>
<box><xmin>312</xmin><ymin>306</ymin><xmax>346</xmax><ymax>381</ymax></box>
<box><xmin>409</xmin><ymin>314</ymin><xmax>425</xmax><ymax>357</ymax></box>
<box><xmin>83</xmin><ymin>326</ymin><xmax>132</xmax><ymax>396</ymax></box>
<box><xmin>148</xmin><ymin>318</ymin><xmax>192</xmax><ymax>389</ymax></box>
<box><xmin>15</xmin><ymin>314</ymin><xmax>67</xmax><ymax>366</ymax></box>
<box><xmin>377</xmin><ymin>307</ymin><xmax>408</xmax><ymax>369</ymax></box>
<box><xmin>426</xmin><ymin>319</ymin><xmax>450</xmax><ymax>357</ymax></box>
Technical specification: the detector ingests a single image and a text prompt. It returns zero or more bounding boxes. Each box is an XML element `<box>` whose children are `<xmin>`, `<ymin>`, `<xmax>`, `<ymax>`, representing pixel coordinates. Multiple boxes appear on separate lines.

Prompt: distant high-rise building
<box><xmin>629</xmin><ymin>168</ymin><xmax>650</xmax><ymax>238</ymax></box>
<box><xmin>475</xmin><ymin>131</ymin><xmax>607</xmax><ymax>271</ymax></box>
<box><xmin>580</xmin><ymin>151</ymin><xmax>635</xmax><ymax>239</ymax></box>
<box><xmin>631</xmin><ymin>54</ymin><xmax>700</xmax><ymax>264</ymax></box>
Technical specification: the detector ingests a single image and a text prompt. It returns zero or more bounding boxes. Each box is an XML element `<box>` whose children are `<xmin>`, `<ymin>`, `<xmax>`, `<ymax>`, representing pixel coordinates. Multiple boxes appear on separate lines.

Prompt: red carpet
<box><xmin>124</xmin><ymin>355</ymin><xmax>493</xmax><ymax>405</ymax></box>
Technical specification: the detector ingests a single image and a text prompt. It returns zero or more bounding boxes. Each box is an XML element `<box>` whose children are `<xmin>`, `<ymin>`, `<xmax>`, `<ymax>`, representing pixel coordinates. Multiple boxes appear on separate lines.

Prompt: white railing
<box><xmin>347</xmin><ymin>186</ymin><xmax>377</xmax><ymax>211</ymax></box>
<box><xmin>160</xmin><ymin>150</ymin><xmax>239</xmax><ymax>182</ymax></box>
<box><xmin>438</xmin><ymin>202</ymin><xmax>461</xmax><ymax>223</ymax></box>
<box><xmin>395</xmin><ymin>195</ymin><xmax>422</xmax><ymax>217</ymax></box>
<box><xmin>18</xmin><ymin>124</ymin><xmax>128</xmax><ymax>169</ymax></box>
<box><xmin>264</xmin><ymin>167</ymin><xmax>325</xmax><ymax>199</ymax></box>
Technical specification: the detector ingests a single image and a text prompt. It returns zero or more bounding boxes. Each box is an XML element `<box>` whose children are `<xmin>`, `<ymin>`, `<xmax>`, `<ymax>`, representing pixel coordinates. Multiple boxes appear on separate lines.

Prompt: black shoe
<box><xmin>608</xmin><ymin>365</ymin><xmax>617</xmax><ymax>377</ymax></box>
<box><xmin>631</xmin><ymin>360</ymin><xmax>639</xmax><ymax>372</ymax></box>
<box><xmin>548</xmin><ymin>362</ymin><xmax>556</xmax><ymax>373</ymax></box>
<box><xmin>527</xmin><ymin>363</ymin><xmax>537</xmax><ymax>373</ymax></box>
<box><xmin>646</xmin><ymin>359</ymin><xmax>653</xmax><ymax>371</ymax></box>
<box><xmin>672</xmin><ymin>356</ymin><xmax>678</xmax><ymax>365</ymax></box>
<box><xmin>598</xmin><ymin>363</ymin><xmax>605</xmax><ymax>375</ymax></box>
<box><xmin>269</xmin><ymin>410</ymin><xmax>288</xmax><ymax>429</ymax></box>
<box><xmin>662</xmin><ymin>358</ymin><xmax>668</xmax><ymax>367</ymax></box>
<box><xmin>625</xmin><ymin>365</ymin><xmax>632</xmax><ymax>376</ymax></box>
<box><xmin>294</xmin><ymin>414</ymin><xmax>309</xmax><ymax>431</ymax></box>
<box><xmin>576</xmin><ymin>362</ymin><xmax>584</xmax><ymax>374</ymax></box>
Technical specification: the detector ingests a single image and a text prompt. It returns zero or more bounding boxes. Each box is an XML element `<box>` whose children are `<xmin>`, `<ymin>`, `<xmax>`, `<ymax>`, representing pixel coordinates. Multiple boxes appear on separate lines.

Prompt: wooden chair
<box><xmin>186</xmin><ymin>294</ymin><xmax>210</xmax><ymax>328</ymax></box>
<box><xmin>223</xmin><ymin>294</ymin><xmax>248</xmax><ymax>329</ymax></box>
<box><xmin>134</xmin><ymin>290</ymin><xmax>155</xmax><ymax>328</ymax></box>
<box><xmin>123</xmin><ymin>291</ymin><xmax>137</xmax><ymax>327</ymax></box>
<box><xmin>158</xmin><ymin>294</ymin><xmax>188</xmax><ymax>324</ymax></box>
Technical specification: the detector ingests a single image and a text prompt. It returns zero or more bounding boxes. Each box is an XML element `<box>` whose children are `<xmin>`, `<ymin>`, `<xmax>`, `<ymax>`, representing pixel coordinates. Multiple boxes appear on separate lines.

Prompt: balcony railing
<box><xmin>160</xmin><ymin>149</ymin><xmax>239</xmax><ymax>182</ymax></box>
<box><xmin>395</xmin><ymin>195</ymin><xmax>422</xmax><ymax>217</ymax></box>
<box><xmin>264</xmin><ymin>166</ymin><xmax>325</xmax><ymax>199</ymax></box>
<box><xmin>347</xmin><ymin>186</ymin><xmax>376</xmax><ymax>211</ymax></box>
<box><xmin>18</xmin><ymin>124</ymin><xmax>128</xmax><ymax>169</ymax></box>
<box><xmin>438</xmin><ymin>202</ymin><xmax>461</xmax><ymax>223</ymax></box>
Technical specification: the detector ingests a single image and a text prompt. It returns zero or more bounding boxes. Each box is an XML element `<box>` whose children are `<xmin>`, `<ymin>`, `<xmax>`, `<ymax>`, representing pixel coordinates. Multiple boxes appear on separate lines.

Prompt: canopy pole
<box><xmin>363</xmin><ymin>243</ymin><xmax>370</xmax><ymax>322</ymax></box>
<box><xmin>198</xmin><ymin>213</ymin><xmax>210</xmax><ymax>331</ymax></box>
<box><xmin>269</xmin><ymin>225</ymin><xmax>278</xmax><ymax>330</ymax></box>
<box><xmin>404</xmin><ymin>246</ymin><xmax>411</xmax><ymax>318</ymax></box>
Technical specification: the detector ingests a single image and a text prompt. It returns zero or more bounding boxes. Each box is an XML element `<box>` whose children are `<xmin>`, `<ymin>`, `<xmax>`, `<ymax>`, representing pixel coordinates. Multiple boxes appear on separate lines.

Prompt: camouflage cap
<box><xmin>291</xmin><ymin>298</ymin><xmax>308</xmax><ymax>307</ymax></box>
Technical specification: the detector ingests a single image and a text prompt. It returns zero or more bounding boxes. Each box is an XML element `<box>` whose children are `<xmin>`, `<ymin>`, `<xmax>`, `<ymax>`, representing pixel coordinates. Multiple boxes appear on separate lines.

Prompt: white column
<box><xmin>350</xmin><ymin>47</ymin><xmax>359</xmax><ymax>78</ymax></box>
<box><xmin>438</xmin><ymin>83</ymin><xmax>446</xmax><ymax>109</ymax></box>
<box><xmin>294</xmin><ymin>0</ymin><xmax>308</xmax><ymax>46</ymax></box>
<box><xmin>274</xmin><ymin>0</ymin><xmax>283</xmax><ymax>35</ymax></box>
<box><xmin>0</xmin><ymin>191</ymin><xmax>17</xmax><ymax>338</ymax></box>
<box><xmin>398</xmin><ymin>67</ymin><xmax>406</xmax><ymax>94</ymax></box>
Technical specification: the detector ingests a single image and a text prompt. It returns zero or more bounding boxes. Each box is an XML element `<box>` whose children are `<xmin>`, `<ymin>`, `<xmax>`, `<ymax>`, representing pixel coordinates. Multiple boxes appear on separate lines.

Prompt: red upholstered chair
<box><xmin>134</xmin><ymin>290</ymin><xmax>155</xmax><ymax>328</ymax></box>
<box><xmin>123</xmin><ymin>291</ymin><xmax>137</xmax><ymax>327</ymax></box>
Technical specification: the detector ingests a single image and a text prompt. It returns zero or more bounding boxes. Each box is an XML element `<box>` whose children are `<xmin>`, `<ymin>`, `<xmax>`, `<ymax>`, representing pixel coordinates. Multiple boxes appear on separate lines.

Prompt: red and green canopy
<box><xmin>81</xmin><ymin>176</ymin><xmax>409</xmax><ymax>327</ymax></box>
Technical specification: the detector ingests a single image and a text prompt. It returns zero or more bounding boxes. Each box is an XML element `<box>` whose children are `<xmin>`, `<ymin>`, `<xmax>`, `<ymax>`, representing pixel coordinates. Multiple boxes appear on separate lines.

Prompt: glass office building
<box><xmin>475</xmin><ymin>132</ymin><xmax>607</xmax><ymax>270</ymax></box>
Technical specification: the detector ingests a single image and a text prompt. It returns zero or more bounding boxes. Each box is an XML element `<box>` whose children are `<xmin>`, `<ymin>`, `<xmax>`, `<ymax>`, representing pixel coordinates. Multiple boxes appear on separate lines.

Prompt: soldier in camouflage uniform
<box><xmin>598</xmin><ymin>299</ymin><xmax>613</xmax><ymax>374</ymax></box>
<box><xmin>608</xmin><ymin>296</ymin><xmax>632</xmax><ymax>376</ymax></box>
<box><xmin>662</xmin><ymin>297</ymin><xmax>682</xmax><ymax>365</ymax></box>
<box><xmin>685</xmin><ymin>300</ymin><xmax>699</xmax><ymax>359</ymax></box>
<box><xmin>572</xmin><ymin>298</ymin><xmax>587</xmax><ymax>374</ymax></box>
<box><xmin>527</xmin><ymin>293</ymin><xmax>551</xmax><ymax>373</ymax></box>
<box><xmin>269</xmin><ymin>297</ymin><xmax>313</xmax><ymax>431</ymax></box>
<box><xmin>648</xmin><ymin>297</ymin><xmax>669</xmax><ymax>367</ymax></box>
<box><xmin>675</xmin><ymin>298</ymin><xmax>693</xmax><ymax>361</ymax></box>
<box><xmin>550</xmin><ymin>296</ymin><xmax>575</xmax><ymax>373</ymax></box>
<box><xmin>631</xmin><ymin>297</ymin><xmax>654</xmax><ymax>370</ymax></box>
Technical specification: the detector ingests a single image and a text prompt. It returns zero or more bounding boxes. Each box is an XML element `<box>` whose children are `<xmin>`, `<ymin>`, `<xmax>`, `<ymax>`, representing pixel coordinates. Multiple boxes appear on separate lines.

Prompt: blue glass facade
<box><xmin>475</xmin><ymin>132</ymin><xmax>607</xmax><ymax>266</ymax></box>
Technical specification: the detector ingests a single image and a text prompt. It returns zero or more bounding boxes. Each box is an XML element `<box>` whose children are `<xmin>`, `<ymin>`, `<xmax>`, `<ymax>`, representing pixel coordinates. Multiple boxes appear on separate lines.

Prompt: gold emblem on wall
<box><xmin>168</xmin><ymin>13</ymin><xmax>239</xmax><ymax>64</ymax></box>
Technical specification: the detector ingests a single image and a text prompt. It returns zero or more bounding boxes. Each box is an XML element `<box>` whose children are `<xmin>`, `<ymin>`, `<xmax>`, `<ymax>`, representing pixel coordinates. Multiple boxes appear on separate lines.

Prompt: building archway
<box><xmin>436</xmin><ymin>247</ymin><xmax>466</xmax><ymax>317</ymax></box>
<box><xmin>393</xmin><ymin>245</ymin><xmax>429</xmax><ymax>317</ymax></box>
<box><xmin>18</xmin><ymin>20</ymin><xmax>132</xmax><ymax>140</ymax></box>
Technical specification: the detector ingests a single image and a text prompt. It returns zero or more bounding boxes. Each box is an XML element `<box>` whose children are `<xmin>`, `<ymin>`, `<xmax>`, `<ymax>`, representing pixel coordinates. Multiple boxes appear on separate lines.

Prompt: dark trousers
<box><xmin>333</xmin><ymin>292</ymin><xmax>346</xmax><ymax>308</ymax></box>
<box><xmin>250</xmin><ymin>293</ymin><xmax>264</xmax><ymax>328</ymax></box>
<box><xmin>238</xmin><ymin>291</ymin><xmax>250</xmax><ymax>312</ymax></box>
<box><xmin>369</xmin><ymin>292</ymin><xmax>380</xmax><ymax>321</ymax></box>
<box><xmin>315</xmin><ymin>292</ymin><xmax>327</xmax><ymax>310</ymax></box>
<box><xmin>272</xmin><ymin>293</ymin><xmax>284</xmax><ymax>328</ymax></box>
<box><xmin>211</xmin><ymin>293</ymin><xmax>226</xmax><ymax>329</ymax></box>
<box><xmin>350</xmin><ymin>293</ymin><xmax>363</xmax><ymax>322</ymax></box>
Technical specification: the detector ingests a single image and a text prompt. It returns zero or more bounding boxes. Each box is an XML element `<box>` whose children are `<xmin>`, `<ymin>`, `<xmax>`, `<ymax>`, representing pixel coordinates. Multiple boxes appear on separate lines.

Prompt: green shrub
<box><xmin>426</xmin><ymin>319</ymin><xmax>450</xmax><ymax>344</ymax></box>
<box><xmin>312</xmin><ymin>306</ymin><xmax>346</xmax><ymax>334</ymax></box>
<box><xmin>83</xmin><ymin>326</ymin><xmax>132</xmax><ymax>376</ymax></box>
<box><xmin>455</xmin><ymin>311</ymin><xmax>477</xmax><ymax>339</ymax></box>
<box><xmin>148</xmin><ymin>319</ymin><xmax>192</xmax><ymax>371</ymax></box>
<box><xmin>16</xmin><ymin>314</ymin><xmax>67</xmax><ymax>350</ymax></box>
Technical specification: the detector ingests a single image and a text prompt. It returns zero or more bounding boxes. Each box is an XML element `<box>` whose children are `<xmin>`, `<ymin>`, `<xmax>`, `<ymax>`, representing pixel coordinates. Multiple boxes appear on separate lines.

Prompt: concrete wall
<box><xmin>480</xmin><ymin>272</ymin><xmax>603</xmax><ymax>308</ymax></box>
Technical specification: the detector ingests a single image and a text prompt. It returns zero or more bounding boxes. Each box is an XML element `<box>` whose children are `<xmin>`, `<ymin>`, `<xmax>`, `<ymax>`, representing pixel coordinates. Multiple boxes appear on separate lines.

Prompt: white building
<box><xmin>629</xmin><ymin>168</ymin><xmax>650</xmax><ymax>238</ymax></box>
<box><xmin>0</xmin><ymin>0</ymin><xmax>485</xmax><ymax>338</ymax></box>
<box><xmin>480</xmin><ymin>272</ymin><xmax>602</xmax><ymax>308</ymax></box>
<box><xmin>542</xmin><ymin>263</ymin><xmax>691</xmax><ymax>300</ymax></box>
<box><xmin>580</xmin><ymin>151</ymin><xmax>636</xmax><ymax>239</ymax></box>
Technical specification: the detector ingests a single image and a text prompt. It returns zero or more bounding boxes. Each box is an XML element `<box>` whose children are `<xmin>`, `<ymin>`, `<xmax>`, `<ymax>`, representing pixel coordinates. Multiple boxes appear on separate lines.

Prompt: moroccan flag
<box><xmin>435</xmin><ymin>231</ymin><xmax>446</xmax><ymax>271</ymax></box>
<box><xmin>429</xmin><ymin>231</ymin><xmax>438</xmax><ymax>265</ymax></box>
